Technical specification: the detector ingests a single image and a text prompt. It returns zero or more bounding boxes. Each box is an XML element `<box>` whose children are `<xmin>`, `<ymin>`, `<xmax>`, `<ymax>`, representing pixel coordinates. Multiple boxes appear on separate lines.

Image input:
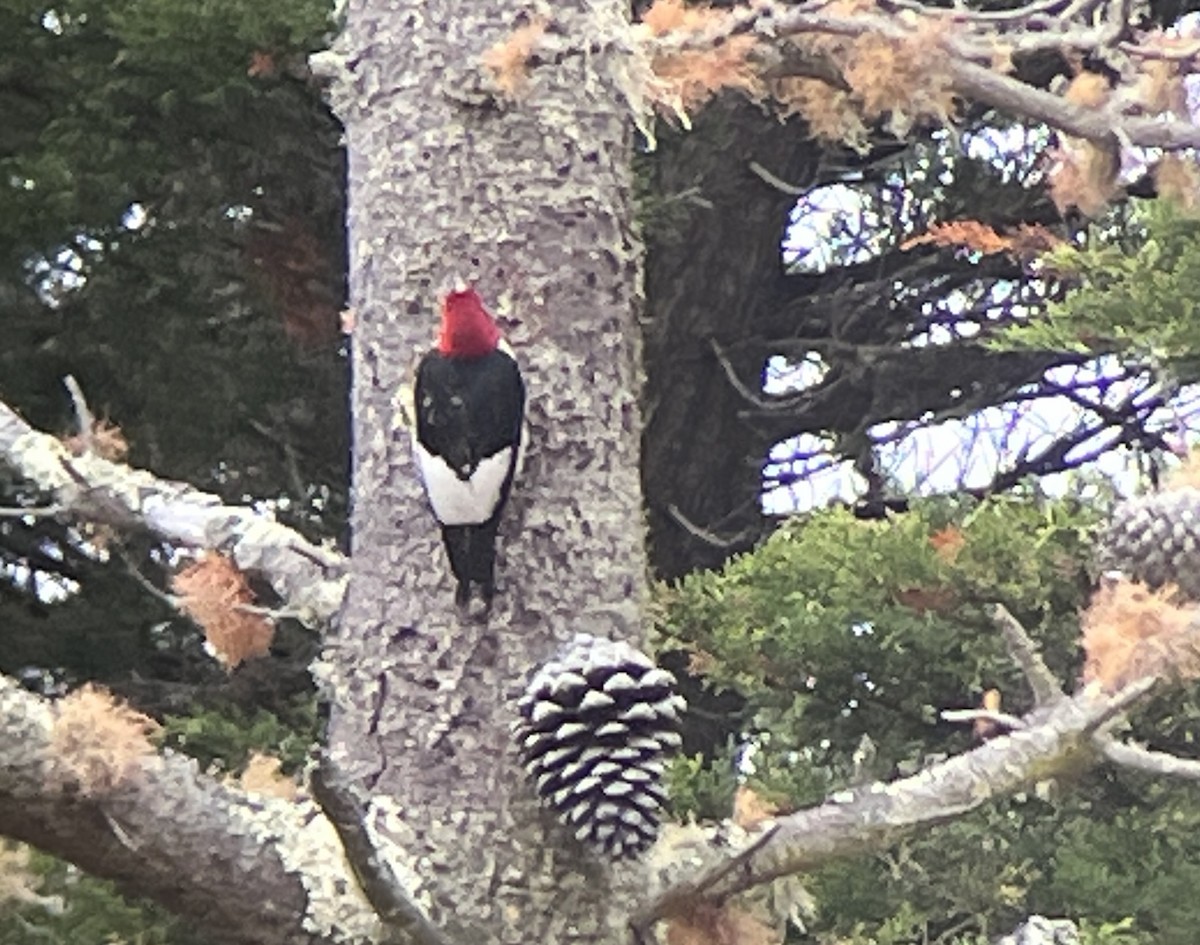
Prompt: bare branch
<box><xmin>941</xmin><ymin>707</ymin><xmax>1029</xmax><ymax>730</ymax></box>
<box><xmin>62</xmin><ymin>375</ymin><xmax>94</xmax><ymax>452</ymax></box>
<box><xmin>0</xmin><ymin>505</ymin><xmax>66</xmax><ymax>519</ymax></box>
<box><xmin>709</xmin><ymin>338</ymin><xmax>776</xmax><ymax>410</ymax></box>
<box><xmin>945</xmin><ymin>58</ymin><xmax>1200</xmax><ymax>151</ymax></box>
<box><xmin>987</xmin><ymin>603</ymin><xmax>1064</xmax><ymax>706</ymax></box>
<box><xmin>665</xmin><ymin>503</ymin><xmax>759</xmax><ymax>549</ymax></box>
<box><xmin>748</xmin><ymin>160</ymin><xmax>808</xmax><ymax>195</ymax></box>
<box><xmin>0</xmin><ymin>399</ymin><xmax>346</xmax><ymax>626</ymax></box>
<box><xmin>1099</xmin><ymin>737</ymin><xmax>1200</xmax><ymax>780</ymax></box>
<box><xmin>310</xmin><ymin>757</ymin><xmax>457</xmax><ymax>945</ymax></box>
<box><xmin>631</xmin><ymin>676</ymin><xmax>1154</xmax><ymax>935</ymax></box>
<box><xmin>0</xmin><ymin>673</ymin><xmax>382</xmax><ymax>945</ymax></box>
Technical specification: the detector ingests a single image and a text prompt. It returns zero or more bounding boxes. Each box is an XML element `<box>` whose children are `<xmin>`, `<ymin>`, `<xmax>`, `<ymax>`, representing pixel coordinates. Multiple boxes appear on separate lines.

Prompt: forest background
<box><xmin>5</xmin><ymin>0</ymin><xmax>1200</xmax><ymax>943</ymax></box>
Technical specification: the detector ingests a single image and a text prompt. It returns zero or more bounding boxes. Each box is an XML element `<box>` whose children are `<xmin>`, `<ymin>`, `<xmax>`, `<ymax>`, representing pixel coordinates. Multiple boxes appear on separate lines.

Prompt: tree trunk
<box><xmin>641</xmin><ymin>96</ymin><xmax>820</xmax><ymax>580</ymax></box>
<box><xmin>322</xmin><ymin>1</ymin><xmax>646</xmax><ymax>942</ymax></box>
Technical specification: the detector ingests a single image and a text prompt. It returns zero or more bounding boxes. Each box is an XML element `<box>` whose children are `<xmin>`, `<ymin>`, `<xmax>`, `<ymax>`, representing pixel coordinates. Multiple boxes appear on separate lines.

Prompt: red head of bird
<box><xmin>438</xmin><ymin>287</ymin><xmax>501</xmax><ymax>359</ymax></box>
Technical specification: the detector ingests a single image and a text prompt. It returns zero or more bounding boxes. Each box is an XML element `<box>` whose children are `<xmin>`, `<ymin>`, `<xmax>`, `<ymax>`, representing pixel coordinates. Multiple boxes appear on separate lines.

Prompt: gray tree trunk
<box><xmin>321</xmin><ymin>1</ymin><xmax>647</xmax><ymax>942</ymax></box>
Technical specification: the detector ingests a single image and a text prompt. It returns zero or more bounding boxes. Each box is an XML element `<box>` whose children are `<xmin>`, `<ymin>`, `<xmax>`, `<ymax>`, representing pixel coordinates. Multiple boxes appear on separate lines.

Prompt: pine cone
<box><xmin>514</xmin><ymin>633</ymin><xmax>686</xmax><ymax>859</ymax></box>
<box><xmin>1097</xmin><ymin>489</ymin><xmax>1200</xmax><ymax>599</ymax></box>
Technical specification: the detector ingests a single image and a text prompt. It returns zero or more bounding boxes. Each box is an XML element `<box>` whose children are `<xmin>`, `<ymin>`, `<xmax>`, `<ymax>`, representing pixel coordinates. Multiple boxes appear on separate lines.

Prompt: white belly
<box><xmin>414</xmin><ymin>440</ymin><xmax>514</xmax><ymax>525</ymax></box>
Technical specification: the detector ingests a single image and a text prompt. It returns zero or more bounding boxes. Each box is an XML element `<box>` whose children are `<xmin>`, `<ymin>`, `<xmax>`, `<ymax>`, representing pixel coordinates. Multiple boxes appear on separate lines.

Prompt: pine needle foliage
<box><xmin>655</xmin><ymin>494</ymin><xmax>1200</xmax><ymax>942</ymax></box>
<box><xmin>998</xmin><ymin>199</ymin><xmax>1200</xmax><ymax>362</ymax></box>
<box><xmin>0</xmin><ymin>847</ymin><xmax>206</xmax><ymax>945</ymax></box>
<box><xmin>157</xmin><ymin>696</ymin><xmax>317</xmax><ymax>775</ymax></box>
<box><xmin>658</xmin><ymin>497</ymin><xmax>1096</xmax><ymax>798</ymax></box>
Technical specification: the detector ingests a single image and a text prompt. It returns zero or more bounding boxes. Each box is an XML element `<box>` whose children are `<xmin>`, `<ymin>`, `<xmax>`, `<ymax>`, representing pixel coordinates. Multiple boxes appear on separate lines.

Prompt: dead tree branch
<box><xmin>1099</xmin><ymin>737</ymin><xmax>1200</xmax><ymax>780</ymax></box>
<box><xmin>0</xmin><ymin>399</ymin><xmax>346</xmax><ymax>626</ymax></box>
<box><xmin>311</xmin><ymin>756</ymin><xmax>456</xmax><ymax>945</ymax></box>
<box><xmin>629</xmin><ymin>675</ymin><xmax>1155</xmax><ymax>941</ymax></box>
<box><xmin>613</xmin><ymin>0</ymin><xmax>1200</xmax><ymax>152</ymax></box>
<box><xmin>0</xmin><ymin>673</ymin><xmax>382</xmax><ymax>945</ymax></box>
<box><xmin>987</xmin><ymin>603</ymin><xmax>1064</xmax><ymax>706</ymax></box>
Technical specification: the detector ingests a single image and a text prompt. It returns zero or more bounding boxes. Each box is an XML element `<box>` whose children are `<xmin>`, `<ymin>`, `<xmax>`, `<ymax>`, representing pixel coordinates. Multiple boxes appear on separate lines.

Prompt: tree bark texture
<box><xmin>0</xmin><ymin>676</ymin><xmax>381</xmax><ymax>945</ymax></box>
<box><xmin>319</xmin><ymin>2</ymin><xmax>646</xmax><ymax>943</ymax></box>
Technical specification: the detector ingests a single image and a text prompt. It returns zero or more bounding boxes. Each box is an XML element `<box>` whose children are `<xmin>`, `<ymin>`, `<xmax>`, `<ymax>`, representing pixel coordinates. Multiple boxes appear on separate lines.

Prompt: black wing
<box><xmin>414</xmin><ymin>349</ymin><xmax>525</xmax><ymax>481</ymax></box>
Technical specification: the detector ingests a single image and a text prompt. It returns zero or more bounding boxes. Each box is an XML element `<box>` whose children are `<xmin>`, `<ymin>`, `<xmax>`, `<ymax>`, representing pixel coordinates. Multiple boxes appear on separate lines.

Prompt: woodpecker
<box><xmin>413</xmin><ymin>286</ymin><xmax>526</xmax><ymax>610</ymax></box>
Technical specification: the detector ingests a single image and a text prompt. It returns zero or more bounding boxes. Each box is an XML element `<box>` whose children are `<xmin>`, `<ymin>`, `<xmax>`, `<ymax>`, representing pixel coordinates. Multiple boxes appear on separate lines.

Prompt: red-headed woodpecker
<box><xmin>413</xmin><ymin>287</ymin><xmax>526</xmax><ymax>610</ymax></box>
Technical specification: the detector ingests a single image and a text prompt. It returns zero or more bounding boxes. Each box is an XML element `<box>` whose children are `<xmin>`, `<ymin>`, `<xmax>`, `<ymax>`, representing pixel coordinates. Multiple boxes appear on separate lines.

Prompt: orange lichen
<box><xmin>1155</xmin><ymin>155</ymin><xmax>1200</xmax><ymax>211</ymax></box>
<box><xmin>1046</xmin><ymin>141</ymin><xmax>1120</xmax><ymax>218</ymax></box>
<box><xmin>842</xmin><ymin>25</ymin><xmax>957</xmax><ymax>133</ymax></box>
<box><xmin>480</xmin><ymin>19</ymin><xmax>547</xmax><ymax>98</ymax></box>
<box><xmin>974</xmin><ymin>688</ymin><xmax>1005</xmax><ymax>741</ymax></box>
<box><xmin>1137</xmin><ymin>57</ymin><xmax>1186</xmax><ymax>114</ymax></box>
<box><xmin>894</xmin><ymin>585</ymin><xmax>958</xmax><ymax>615</ymax></box>
<box><xmin>650</xmin><ymin>35</ymin><xmax>764</xmax><ymax>115</ymax></box>
<box><xmin>235</xmin><ymin>752</ymin><xmax>299</xmax><ymax>800</ymax></box>
<box><xmin>1063</xmin><ymin>71</ymin><xmax>1111</xmax><ymax>108</ymax></box>
<box><xmin>63</xmin><ymin>417</ymin><xmax>130</xmax><ymax>463</ymax></box>
<box><xmin>1081</xmin><ymin>579</ymin><xmax>1200</xmax><ymax>691</ymax></box>
<box><xmin>732</xmin><ymin>785</ymin><xmax>780</xmax><ymax>830</ymax></box>
<box><xmin>666</xmin><ymin>902</ymin><xmax>781</xmax><ymax>945</ymax></box>
<box><xmin>773</xmin><ymin>78</ymin><xmax>869</xmax><ymax>149</ymax></box>
<box><xmin>639</xmin><ymin>0</ymin><xmax>727</xmax><ymax>34</ymax></box>
<box><xmin>929</xmin><ymin>525</ymin><xmax>966</xmax><ymax>563</ymax></box>
<box><xmin>50</xmin><ymin>684</ymin><xmax>160</xmax><ymax>797</ymax></box>
<box><xmin>903</xmin><ymin>220</ymin><xmax>1064</xmax><ymax>261</ymax></box>
<box><xmin>172</xmin><ymin>553</ymin><xmax>274</xmax><ymax>670</ymax></box>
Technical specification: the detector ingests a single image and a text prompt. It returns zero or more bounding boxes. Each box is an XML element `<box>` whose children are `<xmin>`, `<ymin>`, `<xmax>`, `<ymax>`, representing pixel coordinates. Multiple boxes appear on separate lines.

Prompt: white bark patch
<box><xmin>260</xmin><ymin>800</ymin><xmax>384</xmax><ymax>943</ymax></box>
<box><xmin>365</xmin><ymin>797</ymin><xmax>438</xmax><ymax>915</ymax></box>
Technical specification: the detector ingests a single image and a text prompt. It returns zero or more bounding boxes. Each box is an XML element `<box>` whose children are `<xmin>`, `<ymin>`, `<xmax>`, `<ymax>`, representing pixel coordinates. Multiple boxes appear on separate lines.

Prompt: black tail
<box><xmin>441</xmin><ymin>520</ymin><xmax>502</xmax><ymax>608</ymax></box>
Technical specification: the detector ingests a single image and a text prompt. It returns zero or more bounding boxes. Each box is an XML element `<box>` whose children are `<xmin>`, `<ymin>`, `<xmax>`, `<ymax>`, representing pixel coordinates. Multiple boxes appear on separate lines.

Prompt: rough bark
<box><xmin>0</xmin><ymin>675</ymin><xmax>380</xmax><ymax>945</ymax></box>
<box><xmin>316</xmin><ymin>1</ymin><xmax>647</xmax><ymax>943</ymax></box>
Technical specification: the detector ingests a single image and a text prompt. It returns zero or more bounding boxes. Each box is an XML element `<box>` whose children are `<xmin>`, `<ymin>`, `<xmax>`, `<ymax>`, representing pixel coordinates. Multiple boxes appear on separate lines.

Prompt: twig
<box><xmin>627</xmin><ymin>824</ymin><xmax>780</xmax><ymax>944</ymax></box>
<box><xmin>986</xmin><ymin>603</ymin><xmax>1063</xmax><ymax>706</ymax></box>
<box><xmin>665</xmin><ymin>503</ymin><xmax>758</xmax><ymax>549</ymax></box>
<box><xmin>103</xmin><ymin>812</ymin><xmax>141</xmax><ymax>852</ymax></box>
<box><xmin>63</xmin><ymin>375</ymin><xmax>94</xmax><ymax>453</ymax></box>
<box><xmin>119</xmin><ymin>551</ymin><xmax>181</xmax><ymax>608</ymax></box>
<box><xmin>748</xmin><ymin>160</ymin><xmax>808</xmax><ymax>196</ymax></box>
<box><xmin>0</xmin><ymin>505</ymin><xmax>66</xmax><ymax>519</ymax></box>
<box><xmin>1098</xmin><ymin>738</ymin><xmax>1200</xmax><ymax>781</ymax></box>
<box><xmin>310</xmin><ymin>755</ymin><xmax>458</xmax><ymax>945</ymax></box>
<box><xmin>1120</xmin><ymin>39</ymin><xmax>1200</xmax><ymax>61</ymax></box>
<box><xmin>879</xmin><ymin>0</ymin><xmax>1068</xmax><ymax>22</ymax></box>
<box><xmin>233</xmin><ymin>602</ymin><xmax>309</xmax><ymax>622</ymax></box>
<box><xmin>941</xmin><ymin>708</ymin><xmax>1028</xmax><ymax>730</ymax></box>
<box><xmin>709</xmin><ymin>338</ymin><xmax>776</xmax><ymax>410</ymax></box>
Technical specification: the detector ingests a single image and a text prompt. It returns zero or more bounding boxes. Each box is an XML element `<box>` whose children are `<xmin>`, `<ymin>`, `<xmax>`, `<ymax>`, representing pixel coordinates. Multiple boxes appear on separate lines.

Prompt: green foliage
<box><xmin>158</xmin><ymin>696</ymin><xmax>317</xmax><ymax>774</ymax></box>
<box><xmin>658</xmin><ymin>496</ymin><xmax>1097</xmax><ymax>800</ymax></box>
<box><xmin>0</xmin><ymin>848</ymin><xmax>206</xmax><ymax>945</ymax></box>
<box><xmin>657</xmin><ymin>494</ymin><xmax>1200</xmax><ymax>942</ymax></box>
<box><xmin>996</xmin><ymin>199</ymin><xmax>1200</xmax><ymax>364</ymax></box>
<box><xmin>665</xmin><ymin>751</ymin><xmax>739</xmax><ymax>821</ymax></box>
